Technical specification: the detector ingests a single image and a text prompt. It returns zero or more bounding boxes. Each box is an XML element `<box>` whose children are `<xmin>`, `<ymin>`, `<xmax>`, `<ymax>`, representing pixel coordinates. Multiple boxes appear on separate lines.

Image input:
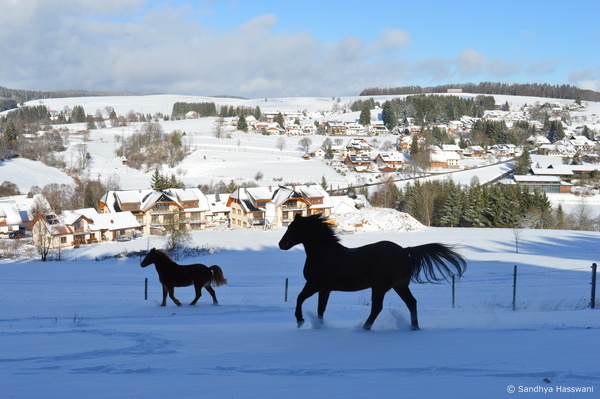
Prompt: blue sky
<box><xmin>1</xmin><ymin>0</ymin><xmax>598</xmax><ymax>98</ymax></box>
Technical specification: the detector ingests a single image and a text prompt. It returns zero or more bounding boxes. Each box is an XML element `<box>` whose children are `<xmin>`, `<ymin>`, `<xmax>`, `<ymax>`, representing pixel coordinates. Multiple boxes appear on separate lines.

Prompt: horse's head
<box><xmin>140</xmin><ymin>248</ymin><xmax>157</xmax><ymax>268</ymax></box>
<box><xmin>278</xmin><ymin>214</ymin><xmax>304</xmax><ymax>250</ymax></box>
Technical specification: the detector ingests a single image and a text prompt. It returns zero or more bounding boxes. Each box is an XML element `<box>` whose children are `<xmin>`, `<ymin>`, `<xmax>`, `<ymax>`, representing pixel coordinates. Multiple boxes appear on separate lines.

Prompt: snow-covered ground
<box><xmin>1</xmin><ymin>210</ymin><xmax>598</xmax><ymax>398</ymax></box>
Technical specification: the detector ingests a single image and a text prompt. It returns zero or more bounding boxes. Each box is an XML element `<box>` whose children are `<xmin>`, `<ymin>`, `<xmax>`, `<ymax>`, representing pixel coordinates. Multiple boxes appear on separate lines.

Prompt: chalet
<box><xmin>227</xmin><ymin>185</ymin><xmax>332</xmax><ymax>229</ymax></box>
<box><xmin>374</xmin><ymin>152</ymin><xmax>405</xmax><ymax>168</ymax></box>
<box><xmin>429</xmin><ymin>147</ymin><xmax>448</xmax><ymax>168</ymax></box>
<box><xmin>301</xmin><ymin>124</ymin><xmax>317</xmax><ymax>135</ymax></box>
<box><xmin>99</xmin><ymin>188</ymin><xmax>211</xmax><ymax>234</ymax></box>
<box><xmin>396</xmin><ymin>135</ymin><xmax>413</xmax><ymax>152</ymax></box>
<box><xmin>444</xmin><ymin>151</ymin><xmax>461</xmax><ymax>168</ymax></box>
<box><xmin>345</xmin><ymin>154</ymin><xmax>373</xmax><ymax>169</ymax></box>
<box><xmin>205</xmin><ymin>193</ymin><xmax>230</xmax><ymax>225</ymax></box>
<box><xmin>346</xmin><ymin>122</ymin><xmax>367</xmax><ymax>135</ymax></box>
<box><xmin>462</xmin><ymin>145</ymin><xmax>485</xmax><ymax>157</ymax></box>
<box><xmin>346</xmin><ymin>138</ymin><xmax>372</xmax><ymax>153</ymax></box>
<box><xmin>0</xmin><ymin>194</ymin><xmax>51</xmax><ymax>234</ymax></box>
<box><xmin>28</xmin><ymin>209</ymin><xmax>141</xmax><ymax>248</ymax></box>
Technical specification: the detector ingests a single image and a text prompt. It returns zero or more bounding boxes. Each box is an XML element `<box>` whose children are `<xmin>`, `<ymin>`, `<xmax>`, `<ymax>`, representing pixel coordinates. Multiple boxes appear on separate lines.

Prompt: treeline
<box><xmin>360</xmin><ymin>82</ymin><xmax>600</xmax><ymax>102</ymax></box>
<box><xmin>362</xmin><ymin>94</ymin><xmax>497</xmax><ymax>130</ymax></box>
<box><xmin>0</xmin><ymin>85</ymin><xmax>139</xmax><ymax>111</ymax></box>
<box><xmin>370</xmin><ymin>178</ymin><xmax>561</xmax><ymax>229</ymax></box>
<box><xmin>171</xmin><ymin>101</ymin><xmax>262</xmax><ymax>120</ymax></box>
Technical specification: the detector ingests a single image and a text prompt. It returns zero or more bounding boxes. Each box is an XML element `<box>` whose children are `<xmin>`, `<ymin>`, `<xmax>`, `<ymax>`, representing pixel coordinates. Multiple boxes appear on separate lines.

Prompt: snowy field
<box><xmin>1</xmin><ymin>214</ymin><xmax>599</xmax><ymax>398</ymax></box>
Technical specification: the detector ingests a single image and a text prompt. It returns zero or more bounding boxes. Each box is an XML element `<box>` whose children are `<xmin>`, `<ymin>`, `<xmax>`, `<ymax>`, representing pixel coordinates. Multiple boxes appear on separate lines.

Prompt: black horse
<box><xmin>278</xmin><ymin>214</ymin><xmax>466</xmax><ymax>330</ymax></box>
<box><xmin>140</xmin><ymin>248</ymin><xmax>227</xmax><ymax>306</ymax></box>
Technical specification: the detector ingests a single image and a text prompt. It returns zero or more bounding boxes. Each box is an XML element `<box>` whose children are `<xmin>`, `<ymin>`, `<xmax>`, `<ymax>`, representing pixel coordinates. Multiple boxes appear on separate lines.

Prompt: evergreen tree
<box><xmin>514</xmin><ymin>148</ymin><xmax>532</xmax><ymax>175</ymax></box>
<box><xmin>71</xmin><ymin>105</ymin><xmax>86</xmax><ymax>123</ymax></box>
<box><xmin>381</xmin><ymin>101</ymin><xmax>397</xmax><ymax>130</ymax></box>
<box><xmin>275</xmin><ymin>112</ymin><xmax>285</xmax><ymax>128</ymax></box>
<box><xmin>237</xmin><ymin>115</ymin><xmax>248</xmax><ymax>132</ymax></box>
<box><xmin>151</xmin><ymin>168</ymin><xmax>166</xmax><ymax>189</ymax></box>
<box><xmin>359</xmin><ymin>104</ymin><xmax>371</xmax><ymax>126</ymax></box>
<box><xmin>547</xmin><ymin>121</ymin><xmax>565</xmax><ymax>143</ymax></box>
<box><xmin>439</xmin><ymin>187</ymin><xmax>463</xmax><ymax>227</ymax></box>
<box><xmin>320</xmin><ymin>175</ymin><xmax>328</xmax><ymax>191</ymax></box>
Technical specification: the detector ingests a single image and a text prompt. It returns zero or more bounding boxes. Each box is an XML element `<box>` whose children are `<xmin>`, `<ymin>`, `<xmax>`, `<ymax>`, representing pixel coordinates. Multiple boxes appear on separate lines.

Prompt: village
<box><xmin>1</xmin><ymin>93</ymin><xmax>600</xmax><ymax>251</ymax></box>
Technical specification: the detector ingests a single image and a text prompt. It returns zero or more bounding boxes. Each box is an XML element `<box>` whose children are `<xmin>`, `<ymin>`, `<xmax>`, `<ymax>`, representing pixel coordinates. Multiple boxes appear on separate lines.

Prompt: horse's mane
<box><xmin>302</xmin><ymin>214</ymin><xmax>340</xmax><ymax>244</ymax></box>
<box><xmin>153</xmin><ymin>248</ymin><xmax>176</xmax><ymax>263</ymax></box>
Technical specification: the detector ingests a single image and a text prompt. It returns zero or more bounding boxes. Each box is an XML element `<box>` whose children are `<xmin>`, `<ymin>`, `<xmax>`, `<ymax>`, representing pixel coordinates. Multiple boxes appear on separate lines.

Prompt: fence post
<box><xmin>144</xmin><ymin>278</ymin><xmax>148</xmax><ymax>300</ymax></box>
<box><xmin>591</xmin><ymin>263</ymin><xmax>597</xmax><ymax>309</ymax></box>
<box><xmin>452</xmin><ymin>275</ymin><xmax>456</xmax><ymax>309</ymax></box>
<box><xmin>512</xmin><ymin>265</ymin><xmax>518</xmax><ymax>311</ymax></box>
<box><xmin>285</xmin><ymin>278</ymin><xmax>289</xmax><ymax>302</ymax></box>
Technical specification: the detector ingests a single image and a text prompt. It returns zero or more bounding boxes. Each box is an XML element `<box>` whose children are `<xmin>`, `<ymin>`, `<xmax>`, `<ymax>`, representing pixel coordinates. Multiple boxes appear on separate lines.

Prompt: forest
<box><xmin>367</xmin><ymin>177</ymin><xmax>589</xmax><ymax>230</ymax></box>
<box><xmin>360</xmin><ymin>82</ymin><xmax>600</xmax><ymax>102</ymax></box>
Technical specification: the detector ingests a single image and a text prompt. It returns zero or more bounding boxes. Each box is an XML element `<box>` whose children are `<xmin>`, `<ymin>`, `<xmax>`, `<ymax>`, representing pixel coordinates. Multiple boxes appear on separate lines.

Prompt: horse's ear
<box><xmin>294</xmin><ymin>214</ymin><xmax>302</xmax><ymax>221</ymax></box>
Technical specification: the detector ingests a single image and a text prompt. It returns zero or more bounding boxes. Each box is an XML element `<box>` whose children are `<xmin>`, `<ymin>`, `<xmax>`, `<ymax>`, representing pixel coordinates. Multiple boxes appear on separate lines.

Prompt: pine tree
<box><xmin>151</xmin><ymin>168</ymin><xmax>166</xmax><ymax>189</ymax></box>
<box><xmin>275</xmin><ymin>112</ymin><xmax>285</xmax><ymax>129</ymax></box>
<box><xmin>381</xmin><ymin>101</ymin><xmax>397</xmax><ymax>130</ymax></box>
<box><xmin>359</xmin><ymin>104</ymin><xmax>371</xmax><ymax>126</ymax></box>
<box><xmin>237</xmin><ymin>115</ymin><xmax>248</xmax><ymax>132</ymax></box>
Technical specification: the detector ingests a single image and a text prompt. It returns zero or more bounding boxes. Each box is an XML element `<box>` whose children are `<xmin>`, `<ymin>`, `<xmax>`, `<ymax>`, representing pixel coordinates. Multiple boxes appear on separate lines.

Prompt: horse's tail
<box><xmin>404</xmin><ymin>243</ymin><xmax>466</xmax><ymax>283</ymax></box>
<box><xmin>209</xmin><ymin>265</ymin><xmax>228</xmax><ymax>287</ymax></box>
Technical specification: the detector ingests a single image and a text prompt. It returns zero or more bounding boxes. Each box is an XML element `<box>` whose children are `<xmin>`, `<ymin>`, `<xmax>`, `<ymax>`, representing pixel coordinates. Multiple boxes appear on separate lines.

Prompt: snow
<box><xmin>2</xmin><ymin>93</ymin><xmax>600</xmax><ymax>219</ymax></box>
<box><xmin>1</xmin><ymin>218</ymin><xmax>599</xmax><ymax>398</ymax></box>
<box><xmin>1</xmin><ymin>93</ymin><xmax>600</xmax><ymax>397</ymax></box>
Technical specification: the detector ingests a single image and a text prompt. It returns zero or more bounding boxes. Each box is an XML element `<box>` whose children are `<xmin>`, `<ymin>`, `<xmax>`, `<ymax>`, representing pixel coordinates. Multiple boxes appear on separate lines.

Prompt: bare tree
<box><xmin>214</xmin><ymin>117</ymin><xmax>226</xmax><ymax>138</ymax></box>
<box><xmin>299</xmin><ymin>137</ymin><xmax>312</xmax><ymax>153</ymax></box>
<box><xmin>165</xmin><ymin>211</ymin><xmax>191</xmax><ymax>251</ymax></box>
<box><xmin>276</xmin><ymin>137</ymin><xmax>286</xmax><ymax>151</ymax></box>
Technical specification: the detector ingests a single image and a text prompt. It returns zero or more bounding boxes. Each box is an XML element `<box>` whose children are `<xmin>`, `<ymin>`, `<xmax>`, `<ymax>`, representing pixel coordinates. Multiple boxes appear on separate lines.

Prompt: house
<box><xmin>205</xmin><ymin>193</ymin><xmax>230</xmax><ymax>226</ymax></box>
<box><xmin>444</xmin><ymin>151</ymin><xmax>462</xmax><ymax>168</ymax></box>
<box><xmin>396</xmin><ymin>135</ymin><xmax>413</xmax><ymax>152</ymax></box>
<box><xmin>429</xmin><ymin>147</ymin><xmax>448</xmax><ymax>168</ymax></box>
<box><xmin>346</xmin><ymin>138</ymin><xmax>372</xmax><ymax>153</ymax></box>
<box><xmin>345</xmin><ymin>154</ymin><xmax>373</xmax><ymax>169</ymax></box>
<box><xmin>374</xmin><ymin>152</ymin><xmax>405</xmax><ymax>168</ymax></box>
<box><xmin>462</xmin><ymin>145</ymin><xmax>485</xmax><ymax>157</ymax></box>
<box><xmin>28</xmin><ymin>209</ymin><xmax>141</xmax><ymax>248</ymax></box>
<box><xmin>0</xmin><ymin>194</ymin><xmax>51</xmax><ymax>234</ymax></box>
<box><xmin>346</xmin><ymin>122</ymin><xmax>367</xmax><ymax>135</ymax></box>
<box><xmin>99</xmin><ymin>188</ymin><xmax>211</xmax><ymax>234</ymax></box>
<box><xmin>227</xmin><ymin>185</ymin><xmax>332</xmax><ymax>229</ymax></box>
<box><xmin>325</xmin><ymin>121</ymin><xmax>347</xmax><ymax>135</ymax></box>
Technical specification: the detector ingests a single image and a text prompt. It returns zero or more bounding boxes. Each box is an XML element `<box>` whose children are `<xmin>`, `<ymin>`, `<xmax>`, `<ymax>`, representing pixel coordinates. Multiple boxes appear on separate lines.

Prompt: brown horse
<box><xmin>278</xmin><ymin>214</ymin><xmax>466</xmax><ymax>330</ymax></box>
<box><xmin>140</xmin><ymin>248</ymin><xmax>227</xmax><ymax>306</ymax></box>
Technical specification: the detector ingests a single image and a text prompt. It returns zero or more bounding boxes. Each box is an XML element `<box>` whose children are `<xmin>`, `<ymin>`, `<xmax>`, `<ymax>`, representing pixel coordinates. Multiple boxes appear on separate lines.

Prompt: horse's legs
<box><xmin>317</xmin><ymin>290</ymin><xmax>331</xmax><ymax>323</ymax></box>
<box><xmin>161</xmin><ymin>284</ymin><xmax>168</xmax><ymax>306</ymax></box>
<box><xmin>166</xmin><ymin>285</ymin><xmax>181</xmax><ymax>306</ymax></box>
<box><xmin>295</xmin><ymin>283</ymin><xmax>318</xmax><ymax>328</ymax></box>
<box><xmin>190</xmin><ymin>283</ymin><xmax>203</xmax><ymax>306</ymax></box>
<box><xmin>363</xmin><ymin>287</ymin><xmax>387</xmax><ymax>330</ymax></box>
<box><xmin>204</xmin><ymin>285</ymin><xmax>218</xmax><ymax>305</ymax></box>
<box><xmin>394</xmin><ymin>285</ymin><xmax>419</xmax><ymax>330</ymax></box>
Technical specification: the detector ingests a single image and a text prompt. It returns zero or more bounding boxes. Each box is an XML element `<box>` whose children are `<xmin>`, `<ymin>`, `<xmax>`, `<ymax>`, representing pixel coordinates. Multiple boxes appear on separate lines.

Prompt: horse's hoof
<box><xmin>362</xmin><ymin>323</ymin><xmax>372</xmax><ymax>331</ymax></box>
<box><xmin>213</xmin><ymin>302</ymin><xmax>219</xmax><ymax>306</ymax></box>
<box><xmin>297</xmin><ymin>320</ymin><xmax>305</xmax><ymax>328</ymax></box>
<box><xmin>410</xmin><ymin>326</ymin><xmax>420</xmax><ymax>331</ymax></box>
<box><xmin>318</xmin><ymin>315</ymin><xmax>324</xmax><ymax>324</ymax></box>
<box><xmin>160</xmin><ymin>304</ymin><xmax>166</xmax><ymax>307</ymax></box>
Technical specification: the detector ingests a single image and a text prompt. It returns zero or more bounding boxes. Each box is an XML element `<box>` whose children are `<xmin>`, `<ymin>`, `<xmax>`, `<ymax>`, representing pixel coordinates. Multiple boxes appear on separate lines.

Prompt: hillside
<box><xmin>2</xmin><ymin>92</ymin><xmax>600</xmax><ymax>218</ymax></box>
